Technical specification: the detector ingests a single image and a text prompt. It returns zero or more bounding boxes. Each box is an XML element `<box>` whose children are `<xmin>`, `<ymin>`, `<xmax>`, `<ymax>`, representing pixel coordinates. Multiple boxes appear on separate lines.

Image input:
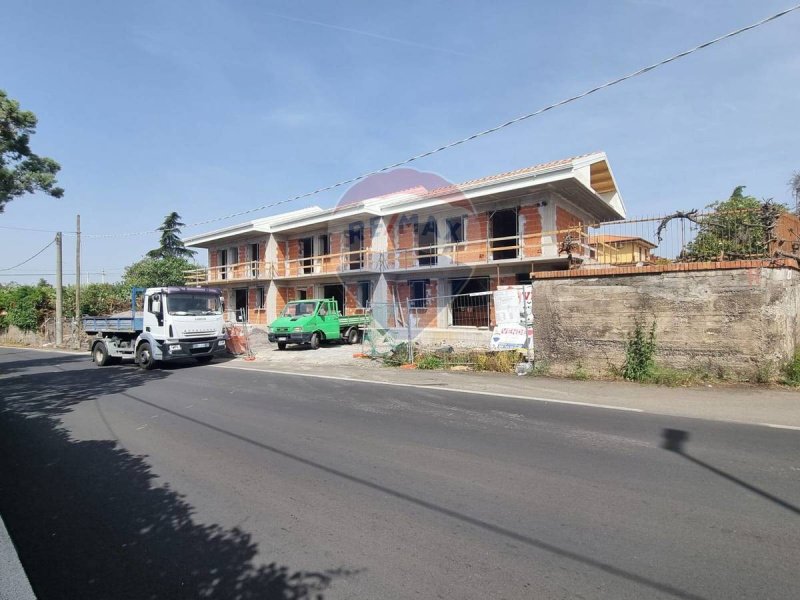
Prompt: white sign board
<box><xmin>490</xmin><ymin>324</ymin><xmax>533</xmax><ymax>350</ymax></box>
<box><xmin>490</xmin><ymin>285</ymin><xmax>533</xmax><ymax>351</ymax></box>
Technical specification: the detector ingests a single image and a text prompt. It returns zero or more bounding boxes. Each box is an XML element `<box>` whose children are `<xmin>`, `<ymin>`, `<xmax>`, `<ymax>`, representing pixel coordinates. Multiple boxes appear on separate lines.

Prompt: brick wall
<box><xmin>520</xmin><ymin>205</ymin><xmax>542</xmax><ymax>257</ymax></box>
<box><xmin>462</xmin><ymin>212</ymin><xmax>489</xmax><ymax>263</ymax></box>
<box><xmin>398</xmin><ymin>221</ymin><xmax>416</xmax><ymax>268</ymax></box>
<box><xmin>276</xmin><ymin>286</ymin><xmax>288</xmax><ymax>315</ymax></box>
<box><xmin>345</xmin><ymin>283</ymin><xmax>358</xmax><ymax>313</ymax></box>
<box><xmin>394</xmin><ymin>278</ymin><xmax>439</xmax><ymax>329</ymax></box>
<box><xmin>555</xmin><ymin>206</ymin><xmax>582</xmax><ymax>244</ymax></box>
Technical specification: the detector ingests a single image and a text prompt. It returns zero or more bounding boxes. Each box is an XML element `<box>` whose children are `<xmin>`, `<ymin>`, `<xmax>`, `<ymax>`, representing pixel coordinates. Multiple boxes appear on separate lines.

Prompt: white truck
<box><xmin>82</xmin><ymin>286</ymin><xmax>228</xmax><ymax>369</ymax></box>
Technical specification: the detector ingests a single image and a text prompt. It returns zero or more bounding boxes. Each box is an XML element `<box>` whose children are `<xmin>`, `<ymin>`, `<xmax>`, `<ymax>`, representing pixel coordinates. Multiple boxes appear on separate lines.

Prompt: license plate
<box><xmin>192</xmin><ymin>343</ymin><xmax>209</xmax><ymax>349</ymax></box>
<box><xmin>277</xmin><ymin>337</ymin><xmax>287</xmax><ymax>341</ymax></box>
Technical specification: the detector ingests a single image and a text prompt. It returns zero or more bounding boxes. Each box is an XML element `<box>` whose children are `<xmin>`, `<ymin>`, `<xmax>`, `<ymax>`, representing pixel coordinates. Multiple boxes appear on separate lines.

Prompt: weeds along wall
<box><xmin>532</xmin><ymin>264</ymin><xmax>800</xmax><ymax>379</ymax></box>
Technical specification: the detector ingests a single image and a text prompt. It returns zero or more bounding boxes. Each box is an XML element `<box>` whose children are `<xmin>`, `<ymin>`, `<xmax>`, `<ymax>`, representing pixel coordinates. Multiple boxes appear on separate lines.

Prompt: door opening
<box><xmin>235</xmin><ymin>289</ymin><xmax>248</xmax><ymax>322</ymax></box>
<box><xmin>323</xmin><ymin>284</ymin><xmax>345</xmax><ymax>313</ymax></box>
<box><xmin>491</xmin><ymin>209</ymin><xmax>518</xmax><ymax>260</ymax></box>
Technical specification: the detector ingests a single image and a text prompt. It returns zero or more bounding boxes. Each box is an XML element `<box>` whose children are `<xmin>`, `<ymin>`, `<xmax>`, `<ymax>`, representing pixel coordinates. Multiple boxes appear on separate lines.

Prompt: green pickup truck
<box><xmin>267</xmin><ymin>298</ymin><xmax>370</xmax><ymax>350</ymax></box>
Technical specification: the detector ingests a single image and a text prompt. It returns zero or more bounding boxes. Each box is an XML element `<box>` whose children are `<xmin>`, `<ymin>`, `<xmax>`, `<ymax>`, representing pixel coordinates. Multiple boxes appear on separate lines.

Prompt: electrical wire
<box><xmin>0</xmin><ymin>225</ymin><xmax>75</xmax><ymax>234</ymax></box>
<box><xmin>0</xmin><ymin>239</ymin><xmax>56</xmax><ymax>271</ymax></box>
<box><xmin>72</xmin><ymin>3</ymin><xmax>800</xmax><ymax>239</ymax></box>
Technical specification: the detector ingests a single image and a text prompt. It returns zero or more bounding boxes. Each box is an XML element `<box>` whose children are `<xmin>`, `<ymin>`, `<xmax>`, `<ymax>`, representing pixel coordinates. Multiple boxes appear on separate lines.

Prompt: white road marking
<box><xmin>210</xmin><ymin>364</ymin><xmax>644</xmax><ymax>413</ymax></box>
<box><xmin>0</xmin><ymin>345</ymin><xmax>84</xmax><ymax>356</ymax></box>
<box><xmin>759</xmin><ymin>423</ymin><xmax>800</xmax><ymax>431</ymax></box>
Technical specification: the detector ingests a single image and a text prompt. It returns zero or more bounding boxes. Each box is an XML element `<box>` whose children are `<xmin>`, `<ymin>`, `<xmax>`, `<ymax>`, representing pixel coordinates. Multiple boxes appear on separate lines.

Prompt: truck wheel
<box><xmin>346</xmin><ymin>328</ymin><xmax>358</xmax><ymax>345</ymax></box>
<box><xmin>277</xmin><ymin>341</ymin><xmax>287</xmax><ymax>350</ymax></box>
<box><xmin>196</xmin><ymin>355</ymin><xmax>213</xmax><ymax>364</ymax></box>
<box><xmin>136</xmin><ymin>342</ymin><xmax>157</xmax><ymax>370</ymax></box>
<box><xmin>309</xmin><ymin>332</ymin><xmax>321</xmax><ymax>350</ymax></box>
<box><xmin>93</xmin><ymin>342</ymin><xmax>110</xmax><ymax>366</ymax></box>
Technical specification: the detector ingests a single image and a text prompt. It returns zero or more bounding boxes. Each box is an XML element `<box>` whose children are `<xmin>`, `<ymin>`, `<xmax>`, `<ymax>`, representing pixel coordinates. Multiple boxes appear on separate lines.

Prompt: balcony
<box><xmin>184</xmin><ymin>260</ymin><xmax>274</xmax><ymax>286</ymax></box>
<box><xmin>184</xmin><ymin>227</ymin><xmax>591</xmax><ymax>285</ymax></box>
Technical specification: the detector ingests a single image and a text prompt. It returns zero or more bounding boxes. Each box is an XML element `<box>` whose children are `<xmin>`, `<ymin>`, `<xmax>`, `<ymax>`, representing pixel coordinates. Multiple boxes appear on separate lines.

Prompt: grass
<box><xmin>416</xmin><ymin>354</ymin><xmax>445</xmax><ymax>370</ymax></box>
<box><xmin>568</xmin><ymin>361</ymin><xmax>589</xmax><ymax>381</ymax></box>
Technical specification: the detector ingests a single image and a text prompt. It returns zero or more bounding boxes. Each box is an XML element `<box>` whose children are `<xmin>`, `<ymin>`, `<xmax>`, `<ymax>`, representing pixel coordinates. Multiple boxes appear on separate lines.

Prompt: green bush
<box><xmin>383</xmin><ymin>342</ymin><xmax>410</xmax><ymax>366</ymax></box>
<box><xmin>782</xmin><ymin>351</ymin><xmax>800</xmax><ymax>386</ymax></box>
<box><xmin>1</xmin><ymin>283</ymin><xmax>54</xmax><ymax>331</ymax></box>
<box><xmin>622</xmin><ymin>320</ymin><xmax>657</xmax><ymax>382</ymax></box>
<box><xmin>416</xmin><ymin>354</ymin><xmax>444</xmax><ymax>370</ymax></box>
<box><xmin>568</xmin><ymin>361</ymin><xmax>589</xmax><ymax>380</ymax></box>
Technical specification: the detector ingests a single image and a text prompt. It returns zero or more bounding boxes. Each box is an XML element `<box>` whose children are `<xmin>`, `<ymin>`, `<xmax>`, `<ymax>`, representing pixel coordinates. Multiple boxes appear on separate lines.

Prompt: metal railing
<box><xmin>184</xmin><ymin>208</ymin><xmax>800</xmax><ymax>284</ymax></box>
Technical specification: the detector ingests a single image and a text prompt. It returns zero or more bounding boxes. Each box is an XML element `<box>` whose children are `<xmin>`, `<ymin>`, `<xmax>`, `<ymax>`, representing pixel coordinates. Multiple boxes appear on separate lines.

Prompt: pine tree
<box><xmin>147</xmin><ymin>212</ymin><xmax>196</xmax><ymax>259</ymax></box>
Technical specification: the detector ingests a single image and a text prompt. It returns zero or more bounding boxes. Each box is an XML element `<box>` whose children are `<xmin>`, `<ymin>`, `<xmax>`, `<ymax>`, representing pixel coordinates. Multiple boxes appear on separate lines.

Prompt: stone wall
<box><xmin>532</xmin><ymin>264</ymin><xmax>800</xmax><ymax>378</ymax></box>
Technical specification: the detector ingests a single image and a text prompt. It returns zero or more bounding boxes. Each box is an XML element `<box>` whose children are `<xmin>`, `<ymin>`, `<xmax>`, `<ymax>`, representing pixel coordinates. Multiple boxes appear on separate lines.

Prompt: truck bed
<box><xmin>339</xmin><ymin>314</ymin><xmax>370</xmax><ymax>327</ymax></box>
<box><xmin>82</xmin><ymin>316</ymin><xmax>143</xmax><ymax>334</ymax></box>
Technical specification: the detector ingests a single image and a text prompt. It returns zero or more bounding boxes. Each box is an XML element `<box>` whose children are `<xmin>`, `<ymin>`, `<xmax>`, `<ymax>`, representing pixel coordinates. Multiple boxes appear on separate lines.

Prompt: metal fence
<box><xmin>584</xmin><ymin>206</ymin><xmax>796</xmax><ymax>266</ymax></box>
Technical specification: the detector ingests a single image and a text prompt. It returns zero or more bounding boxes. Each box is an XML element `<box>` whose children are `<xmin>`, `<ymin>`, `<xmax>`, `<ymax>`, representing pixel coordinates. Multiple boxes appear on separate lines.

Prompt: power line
<box><xmin>0</xmin><ymin>225</ymin><xmax>75</xmax><ymax>234</ymax></box>
<box><xmin>0</xmin><ymin>239</ymin><xmax>56</xmax><ymax>271</ymax></box>
<box><xmin>73</xmin><ymin>3</ymin><xmax>800</xmax><ymax>239</ymax></box>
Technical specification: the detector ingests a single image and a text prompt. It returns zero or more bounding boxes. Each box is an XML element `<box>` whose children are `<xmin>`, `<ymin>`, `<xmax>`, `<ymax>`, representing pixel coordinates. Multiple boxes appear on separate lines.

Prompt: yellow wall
<box><xmin>594</xmin><ymin>241</ymin><xmax>651</xmax><ymax>264</ymax></box>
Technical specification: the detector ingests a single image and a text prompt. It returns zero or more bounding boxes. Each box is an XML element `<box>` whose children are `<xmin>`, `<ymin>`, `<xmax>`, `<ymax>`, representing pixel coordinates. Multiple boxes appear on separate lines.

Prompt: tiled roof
<box><xmin>374</xmin><ymin>152</ymin><xmax>601</xmax><ymax>205</ymax></box>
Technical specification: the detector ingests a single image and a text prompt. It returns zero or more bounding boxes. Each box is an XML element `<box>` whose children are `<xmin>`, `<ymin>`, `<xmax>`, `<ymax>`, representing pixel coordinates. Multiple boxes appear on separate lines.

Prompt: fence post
<box><xmin>406</xmin><ymin>297</ymin><xmax>413</xmax><ymax>364</ymax></box>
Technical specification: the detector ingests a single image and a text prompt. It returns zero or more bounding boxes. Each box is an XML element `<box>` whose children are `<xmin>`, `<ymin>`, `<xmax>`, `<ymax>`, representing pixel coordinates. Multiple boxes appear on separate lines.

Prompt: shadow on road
<box><xmin>0</xmin><ymin>355</ymin><xmax>347</xmax><ymax>599</ymax></box>
<box><xmin>661</xmin><ymin>428</ymin><xmax>800</xmax><ymax>516</ymax></box>
<box><xmin>116</xmin><ymin>390</ymin><xmax>710</xmax><ymax>600</ymax></box>
<box><xmin>0</xmin><ymin>350</ymin><xmax>87</xmax><ymax>375</ymax></box>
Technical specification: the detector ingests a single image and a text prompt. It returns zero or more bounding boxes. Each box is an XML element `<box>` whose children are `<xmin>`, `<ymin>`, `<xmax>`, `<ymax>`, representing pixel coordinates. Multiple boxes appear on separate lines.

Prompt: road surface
<box><xmin>1</xmin><ymin>348</ymin><xmax>798</xmax><ymax>599</ymax></box>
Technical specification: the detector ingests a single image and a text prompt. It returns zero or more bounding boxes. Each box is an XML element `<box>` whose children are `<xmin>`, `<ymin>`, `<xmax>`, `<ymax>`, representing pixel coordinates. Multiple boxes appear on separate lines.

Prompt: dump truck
<box><xmin>267</xmin><ymin>298</ymin><xmax>370</xmax><ymax>350</ymax></box>
<box><xmin>82</xmin><ymin>286</ymin><xmax>228</xmax><ymax>369</ymax></box>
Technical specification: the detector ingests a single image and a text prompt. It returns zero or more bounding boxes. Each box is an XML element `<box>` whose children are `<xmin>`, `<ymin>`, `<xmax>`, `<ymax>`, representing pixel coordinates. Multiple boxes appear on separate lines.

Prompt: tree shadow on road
<box><xmin>0</xmin><ymin>350</ymin><xmax>87</xmax><ymax>375</ymax></box>
<box><xmin>0</xmin><ymin>360</ymin><xmax>349</xmax><ymax>599</ymax></box>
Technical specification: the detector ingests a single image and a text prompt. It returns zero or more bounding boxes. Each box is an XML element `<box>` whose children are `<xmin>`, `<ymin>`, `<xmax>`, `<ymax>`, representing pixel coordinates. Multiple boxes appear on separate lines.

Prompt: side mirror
<box><xmin>319</xmin><ymin>306</ymin><xmax>327</xmax><ymax>316</ymax></box>
<box><xmin>152</xmin><ymin>299</ymin><xmax>161</xmax><ymax>314</ymax></box>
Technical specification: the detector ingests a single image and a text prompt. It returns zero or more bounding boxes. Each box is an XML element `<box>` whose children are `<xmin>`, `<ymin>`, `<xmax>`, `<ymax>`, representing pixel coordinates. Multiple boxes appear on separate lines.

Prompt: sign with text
<box><xmin>491</xmin><ymin>285</ymin><xmax>533</xmax><ymax>351</ymax></box>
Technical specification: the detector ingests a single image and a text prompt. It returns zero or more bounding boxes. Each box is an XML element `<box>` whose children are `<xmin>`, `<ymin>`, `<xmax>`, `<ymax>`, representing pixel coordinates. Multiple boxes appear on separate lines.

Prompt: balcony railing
<box><xmin>184</xmin><ymin>228</ymin><xmax>589</xmax><ymax>284</ymax></box>
<box><xmin>276</xmin><ymin>248</ymin><xmax>381</xmax><ymax>278</ymax></box>
<box><xmin>184</xmin><ymin>260</ymin><xmax>274</xmax><ymax>285</ymax></box>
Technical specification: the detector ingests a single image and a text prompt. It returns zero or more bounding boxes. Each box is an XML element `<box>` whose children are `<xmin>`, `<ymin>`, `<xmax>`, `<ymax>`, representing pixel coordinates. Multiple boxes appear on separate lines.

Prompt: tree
<box><xmin>147</xmin><ymin>212</ymin><xmax>196</xmax><ymax>259</ymax></box>
<box><xmin>123</xmin><ymin>256</ymin><xmax>193</xmax><ymax>288</ymax></box>
<box><xmin>683</xmin><ymin>186</ymin><xmax>785</xmax><ymax>261</ymax></box>
<box><xmin>0</xmin><ymin>89</ymin><xmax>64</xmax><ymax>213</ymax></box>
<box><xmin>791</xmin><ymin>172</ymin><xmax>800</xmax><ymax>215</ymax></box>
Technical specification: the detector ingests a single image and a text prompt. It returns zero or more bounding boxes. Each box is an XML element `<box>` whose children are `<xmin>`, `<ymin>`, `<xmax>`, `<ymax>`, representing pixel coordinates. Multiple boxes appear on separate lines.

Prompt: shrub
<box><xmin>569</xmin><ymin>361</ymin><xmax>589</xmax><ymax>380</ymax></box>
<box><xmin>383</xmin><ymin>342</ymin><xmax>410</xmax><ymax>366</ymax></box>
<box><xmin>3</xmin><ymin>284</ymin><xmax>54</xmax><ymax>331</ymax></box>
<box><xmin>782</xmin><ymin>351</ymin><xmax>800</xmax><ymax>386</ymax></box>
<box><xmin>752</xmin><ymin>362</ymin><xmax>774</xmax><ymax>384</ymax></box>
<box><xmin>416</xmin><ymin>354</ymin><xmax>444</xmax><ymax>370</ymax></box>
<box><xmin>526</xmin><ymin>360</ymin><xmax>549</xmax><ymax>377</ymax></box>
<box><xmin>622</xmin><ymin>320</ymin><xmax>656</xmax><ymax>382</ymax></box>
<box><xmin>473</xmin><ymin>351</ymin><xmax>519</xmax><ymax>373</ymax></box>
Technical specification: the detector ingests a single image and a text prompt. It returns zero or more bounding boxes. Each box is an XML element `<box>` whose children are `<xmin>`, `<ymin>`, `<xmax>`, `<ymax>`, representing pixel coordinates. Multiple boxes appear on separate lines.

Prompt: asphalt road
<box><xmin>1</xmin><ymin>348</ymin><xmax>798</xmax><ymax>599</ymax></box>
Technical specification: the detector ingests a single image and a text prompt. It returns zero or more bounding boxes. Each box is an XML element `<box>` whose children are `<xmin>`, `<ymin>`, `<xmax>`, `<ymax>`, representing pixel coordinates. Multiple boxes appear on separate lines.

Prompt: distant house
<box><xmin>588</xmin><ymin>235</ymin><xmax>656</xmax><ymax>265</ymax></box>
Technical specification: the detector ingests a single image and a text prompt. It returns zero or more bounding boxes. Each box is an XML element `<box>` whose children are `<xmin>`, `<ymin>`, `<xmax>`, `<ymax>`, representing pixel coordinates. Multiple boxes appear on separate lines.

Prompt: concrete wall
<box><xmin>532</xmin><ymin>266</ymin><xmax>800</xmax><ymax>378</ymax></box>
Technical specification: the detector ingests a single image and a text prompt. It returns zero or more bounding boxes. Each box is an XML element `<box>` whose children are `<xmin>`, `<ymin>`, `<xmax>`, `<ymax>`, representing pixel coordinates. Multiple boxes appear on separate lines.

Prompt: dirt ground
<box><xmin>240</xmin><ymin>327</ymin><xmax>382</xmax><ymax>370</ymax></box>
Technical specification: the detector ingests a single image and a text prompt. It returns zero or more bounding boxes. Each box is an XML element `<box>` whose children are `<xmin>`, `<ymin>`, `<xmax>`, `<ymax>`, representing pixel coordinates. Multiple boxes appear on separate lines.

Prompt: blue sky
<box><xmin>1</xmin><ymin>0</ymin><xmax>798</xmax><ymax>283</ymax></box>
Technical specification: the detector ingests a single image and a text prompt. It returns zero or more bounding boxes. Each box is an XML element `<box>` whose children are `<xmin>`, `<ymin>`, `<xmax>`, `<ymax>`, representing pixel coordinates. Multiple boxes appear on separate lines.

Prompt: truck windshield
<box><xmin>281</xmin><ymin>302</ymin><xmax>318</xmax><ymax>317</ymax></box>
<box><xmin>166</xmin><ymin>293</ymin><xmax>222</xmax><ymax>316</ymax></box>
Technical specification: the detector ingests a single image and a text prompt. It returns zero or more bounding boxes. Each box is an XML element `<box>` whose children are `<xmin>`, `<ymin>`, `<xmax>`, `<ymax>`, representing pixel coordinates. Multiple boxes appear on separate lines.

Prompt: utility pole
<box><xmin>55</xmin><ymin>232</ymin><xmax>63</xmax><ymax>347</ymax></box>
<box><xmin>75</xmin><ymin>214</ymin><xmax>81</xmax><ymax>320</ymax></box>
